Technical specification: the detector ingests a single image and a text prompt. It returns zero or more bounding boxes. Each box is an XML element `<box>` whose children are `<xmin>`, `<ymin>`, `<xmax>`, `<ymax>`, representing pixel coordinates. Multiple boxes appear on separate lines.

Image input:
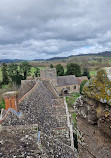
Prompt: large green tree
<box><xmin>34</xmin><ymin>67</ymin><xmax>40</xmax><ymax>77</ymax></box>
<box><xmin>12</xmin><ymin>71</ymin><xmax>22</xmax><ymax>86</ymax></box>
<box><xmin>66</xmin><ymin>63</ymin><xmax>81</xmax><ymax>77</ymax></box>
<box><xmin>56</xmin><ymin>64</ymin><xmax>64</xmax><ymax>76</ymax></box>
<box><xmin>20</xmin><ymin>62</ymin><xmax>31</xmax><ymax>80</ymax></box>
<box><xmin>50</xmin><ymin>64</ymin><xmax>54</xmax><ymax>68</ymax></box>
<box><xmin>8</xmin><ymin>63</ymin><xmax>22</xmax><ymax>86</ymax></box>
<box><xmin>1</xmin><ymin>63</ymin><xmax>9</xmax><ymax>85</ymax></box>
<box><xmin>8</xmin><ymin>63</ymin><xmax>18</xmax><ymax>79</ymax></box>
<box><xmin>83</xmin><ymin>67</ymin><xmax>90</xmax><ymax>79</ymax></box>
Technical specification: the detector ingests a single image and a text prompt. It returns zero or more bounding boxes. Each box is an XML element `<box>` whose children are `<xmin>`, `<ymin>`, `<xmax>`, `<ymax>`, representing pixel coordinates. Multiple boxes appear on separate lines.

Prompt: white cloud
<box><xmin>0</xmin><ymin>0</ymin><xmax>111</xmax><ymax>59</ymax></box>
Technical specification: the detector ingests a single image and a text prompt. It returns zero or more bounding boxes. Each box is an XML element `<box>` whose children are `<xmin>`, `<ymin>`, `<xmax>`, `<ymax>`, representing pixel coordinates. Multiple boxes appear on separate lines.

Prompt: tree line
<box><xmin>50</xmin><ymin>63</ymin><xmax>90</xmax><ymax>79</ymax></box>
<box><xmin>1</xmin><ymin>62</ymin><xmax>90</xmax><ymax>88</ymax></box>
<box><xmin>1</xmin><ymin>62</ymin><xmax>40</xmax><ymax>87</ymax></box>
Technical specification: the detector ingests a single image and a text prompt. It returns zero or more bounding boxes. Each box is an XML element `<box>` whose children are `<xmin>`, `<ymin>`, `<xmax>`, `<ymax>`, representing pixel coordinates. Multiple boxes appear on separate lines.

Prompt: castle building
<box><xmin>40</xmin><ymin>68</ymin><xmax>87</xmax><ymax>95</ymax></box>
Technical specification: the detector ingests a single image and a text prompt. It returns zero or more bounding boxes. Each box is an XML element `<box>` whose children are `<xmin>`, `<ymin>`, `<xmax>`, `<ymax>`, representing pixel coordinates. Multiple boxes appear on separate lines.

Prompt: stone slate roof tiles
<box><xmin>42</xmin><ymin>80</ymin><xmax>58</xmax><ymax>98</ymax></box>
<box><xmin>57</xmin><ymin>75</ymin><xmax>78</xmax><ymax>87</ymax></box>
<box><xmin>77</xmin><ymin>76</ymin><xmax>88</xmax><ymax>85</ymax></box>
<box><xmin>0</xmin><ymin>81</ymin><xmax>76</xmax><ymax>157</ymax></box>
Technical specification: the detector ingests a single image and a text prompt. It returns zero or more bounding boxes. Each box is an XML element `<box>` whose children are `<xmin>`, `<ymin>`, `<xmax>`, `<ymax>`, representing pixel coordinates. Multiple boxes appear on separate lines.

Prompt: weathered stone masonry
<box><xmin>74</xmin><ymin>67</ymin><xmax>111</xmax><ymax>158</ymax></box>
<box><xmin>0</xmin><ymin>80</ymin><xmax>76</xmax><ymax>158</ymax></box>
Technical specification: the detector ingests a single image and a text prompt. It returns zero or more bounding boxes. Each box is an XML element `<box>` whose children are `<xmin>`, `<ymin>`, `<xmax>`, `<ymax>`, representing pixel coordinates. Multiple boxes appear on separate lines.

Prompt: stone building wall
<box><xmin>74</xmin><ymin>67</ymin><xmax>111</xmax><ymax>158</ymax></box>
<box><xmin>56</xmin><ymin>84</ymin><xmax>79</xmax><ymax>95</ymax></box>
<box><xmin>40</xmin><ymin>68</ymin><xmax>57</xmax><ymax>87</ymax></box>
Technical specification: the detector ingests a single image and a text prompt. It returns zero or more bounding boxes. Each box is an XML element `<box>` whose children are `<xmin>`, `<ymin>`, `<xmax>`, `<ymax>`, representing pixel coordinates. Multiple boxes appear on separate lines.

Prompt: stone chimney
<box><xmin>74</xmin><ymin>67</ymin><xmax>111</xmax><ymax>158</ymax></box>
<box><xmin>2</xmin><ymin>91</ymin><xmax>19</xmax><ymax>112</ymax></box>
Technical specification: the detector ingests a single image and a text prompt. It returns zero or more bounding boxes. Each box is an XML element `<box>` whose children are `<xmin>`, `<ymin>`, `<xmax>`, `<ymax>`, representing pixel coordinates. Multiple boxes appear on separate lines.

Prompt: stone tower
<box><xmin>40</xmin><ymin>68</ymin><xmax>57</xmax><ymax>87</ymax></box>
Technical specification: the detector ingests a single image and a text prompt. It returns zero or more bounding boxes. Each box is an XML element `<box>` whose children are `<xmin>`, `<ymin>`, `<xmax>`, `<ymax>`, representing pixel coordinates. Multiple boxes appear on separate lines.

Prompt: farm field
<box><xmin>90</xmin><ymin>70</ymin><xmax>97</xmax><ymax>76</ymax></box>
<box><xmin>30</xmin><ymin>67</ymin><xmax>46</xmax><ymax>76</ymax></box>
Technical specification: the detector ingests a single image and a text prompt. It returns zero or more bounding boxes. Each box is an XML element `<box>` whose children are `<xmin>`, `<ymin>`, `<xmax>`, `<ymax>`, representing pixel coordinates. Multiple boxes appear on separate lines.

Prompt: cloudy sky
<box><xmin>0</xmin><ymin>0</ymin><xmax>111</xmax><ymax>60</ymax></box>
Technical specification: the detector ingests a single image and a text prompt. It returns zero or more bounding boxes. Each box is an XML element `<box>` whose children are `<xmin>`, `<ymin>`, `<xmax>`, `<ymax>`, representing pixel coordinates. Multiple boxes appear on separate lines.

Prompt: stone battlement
<box><xmin>83</xmin><ymin>67</ymin><xmax>111</xmax><ymax>105</ymax></box>
<box><xmin>74</xmin><ymin>67</ymin><xmax>111</xmax><ymax>158</ymax></box>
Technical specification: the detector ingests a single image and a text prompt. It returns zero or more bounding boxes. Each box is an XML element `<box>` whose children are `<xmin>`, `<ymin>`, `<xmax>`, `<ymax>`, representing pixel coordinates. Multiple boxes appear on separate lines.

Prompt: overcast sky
<box><xmin>0</xmin><ymin>0</ymin><xmax>111</xmax><ymax>59</ymax></box>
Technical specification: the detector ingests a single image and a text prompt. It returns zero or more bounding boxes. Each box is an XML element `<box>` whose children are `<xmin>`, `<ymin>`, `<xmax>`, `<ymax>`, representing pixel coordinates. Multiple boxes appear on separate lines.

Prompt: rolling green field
<box><xmin>30</xmin><ymin>67</ymin><xmax>45</xmax><ymax>76</ymax></box>
<box><xmin>90</xmin><ymin>70</ymin><xmax>97</xmax><ymax>76</ymax></box>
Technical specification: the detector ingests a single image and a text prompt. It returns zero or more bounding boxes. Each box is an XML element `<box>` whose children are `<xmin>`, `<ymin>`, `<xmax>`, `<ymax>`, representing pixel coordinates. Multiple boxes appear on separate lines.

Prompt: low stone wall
<box><xmin>56</xmin><ymin>84</ymin><xmax>79</xmax><ymax>95</ymax></box>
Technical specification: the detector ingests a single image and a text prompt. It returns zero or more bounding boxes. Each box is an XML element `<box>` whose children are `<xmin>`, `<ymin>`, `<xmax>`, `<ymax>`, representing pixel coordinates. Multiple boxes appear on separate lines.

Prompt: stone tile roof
<box><xmin>42</xmin><ymin>80</ymin><xmax>59</xmax><ymax>98</ymax></box>
<box><xmin>1</xmin><ymin>81</ymin><xmax>67</xmax><ymax>133</ymax></box>
<box><xmin>77</xmin><ymin>76</ymin><xmax>88</xmax><ymax>85</ymax></box>
<box><xmin>0</xmin><ymin>81</ymin><xmax>76</xmax><ymax>157</ymax></box>
<box><xmin>57</xmin><ymin>75</ymin><xmax>78</xmax><ymax>87</ymax></box>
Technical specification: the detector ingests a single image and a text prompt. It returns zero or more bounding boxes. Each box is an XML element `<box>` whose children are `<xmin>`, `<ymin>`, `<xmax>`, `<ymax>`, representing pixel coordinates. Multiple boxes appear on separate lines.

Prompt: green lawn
<box><xmin>64</xmin><ymin>68</ymin><xmax>67</xmax><ymax>73</ymax></box>
<box><xmin>90</xmin><ymin>70</ymin><xmax>97</xmax><ymax>76</ymax></box>
<box><xmin>72</xmin><ymin>113</ymin><xmax>77</xmax><ymax>127</ymax></box>
<box><xmin>30</xmin><ymin>67</ymin><xmax>46</xmax><ymax>76</ymax></box>
<box><xmin>66</xmin><ymin>93</ymin><xmax>80</xmax><ymax>107</ymax></box>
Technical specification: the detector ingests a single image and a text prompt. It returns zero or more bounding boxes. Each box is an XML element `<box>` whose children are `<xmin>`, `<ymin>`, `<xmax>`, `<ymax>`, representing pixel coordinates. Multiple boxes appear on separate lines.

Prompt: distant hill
<box><xmin>46</xmin><ymin>51</ymin><xmax>111</xmax><ymax>61</ymax></box>
<box><xmin>76</xmin><ymin>51</ymin><xmax>111</xmax><ymax>57</ymax></box>
<box><xmin>92</xmin><ymin>51</ymin><xmax>111</xmax><ymax>57</ymax></box>
<box><xmin>33</xmin><ymin>59</ymin><xmax>45</xmax><ymax>61</ymax></box>
<box><xmin>0</xmin><ymin>51</ymin><xmax>111</xmax><ymax>63</ymax></box>
<box><xmin>46</xmin><ymin>57</ymin><xmax>67</xmax><ymax>61</ymax></box>
<box><xmin>0</xmin><ymin>59</ymin><xmax>27</xmax><ymax>63</ymax></box>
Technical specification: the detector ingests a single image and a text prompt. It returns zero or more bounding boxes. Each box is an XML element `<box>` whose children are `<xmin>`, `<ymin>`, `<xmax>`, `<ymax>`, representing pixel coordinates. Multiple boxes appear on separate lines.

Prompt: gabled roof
<box><xmin>57</xmin><ymin>75</ymin><xmax>78</xmax><ymax>87</ymax></box>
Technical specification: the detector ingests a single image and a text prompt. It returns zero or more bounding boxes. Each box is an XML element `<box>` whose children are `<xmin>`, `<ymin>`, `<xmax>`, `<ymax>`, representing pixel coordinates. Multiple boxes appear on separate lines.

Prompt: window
<box><xmin>74</xmin><ymin>86</ymin><xmax>76</xmax><ymax>89</ymax></box>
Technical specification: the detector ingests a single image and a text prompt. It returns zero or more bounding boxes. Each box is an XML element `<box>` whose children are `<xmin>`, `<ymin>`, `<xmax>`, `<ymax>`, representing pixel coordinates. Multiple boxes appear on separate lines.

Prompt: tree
<box><xmin>56</xmin><ymin>64</ymin><xmax>64</xmax><ymax>76</ymax></box>
<box><xmin>83</xmin><ymin>67</ymin><xmax>90</xmax><ymax>79</ymax></box>
<box><xmin>8</xmin><ymin>63</ymin><xmax>22</xmax><ymax>86</ymax></box>
<box><xmin>1</xmin><ymin>63</ymin><xmax>9</xmax><ymax>85</ymax></box>
<box><xmin>20</xmin><ymin>62</ymin><xmax>31</xmax><ymax>80</ymax></box>
<box><xmin>34</xmin><ymin>67</ymin><xmax>40</xmax><ymax>77</ymax></box>
<box><xmin>8</xmin><ymin>63</ymin><xmax>18</xmax><ymax>80</ymax></box>
<box><xmin>50</xmin><ymin>64</ymin><xmax>54</xmax><ymax>68</ymax></box>
<box><xmin>66</xmin><ymin>63</ymin><xmax>81</xmax><ymax>77</ymax></box>
<box><xmin>80</xmin><ymin>80</ymin><xmax>87</xmax><ymax>94</ymax></box>
<box><xmin>12</xmin><ymin>71</ymin><xmax>23</xmax><ymax>86</ymax></box>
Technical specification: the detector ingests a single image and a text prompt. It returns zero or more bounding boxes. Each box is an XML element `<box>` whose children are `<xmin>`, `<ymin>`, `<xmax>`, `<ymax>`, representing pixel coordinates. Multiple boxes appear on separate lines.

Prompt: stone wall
<box><xmin>56</xmin><ymin>84</ymin><xmax>79</xmax><ymax>95</ymax></box>
<box><xmin>40</xmin><ymin>68</ymin><xmax>57</xmax><ymax>87</ymax></box>
<box><xmin>74</xmin><ymin>67</ymin><xmax>111</xmax><ymax>158</ymax></box>
<box><xmin>40</xmin><ymin>68</ymin><xmax>57</xmax><ymax>80</ymax></box>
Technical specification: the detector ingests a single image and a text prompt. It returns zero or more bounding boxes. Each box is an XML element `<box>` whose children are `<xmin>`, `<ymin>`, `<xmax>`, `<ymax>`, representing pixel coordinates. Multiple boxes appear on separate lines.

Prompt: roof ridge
<box><xmin>18</xmin><ymin>81</ymin><xmax>40</xmax><ymax>103</ymax></box>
